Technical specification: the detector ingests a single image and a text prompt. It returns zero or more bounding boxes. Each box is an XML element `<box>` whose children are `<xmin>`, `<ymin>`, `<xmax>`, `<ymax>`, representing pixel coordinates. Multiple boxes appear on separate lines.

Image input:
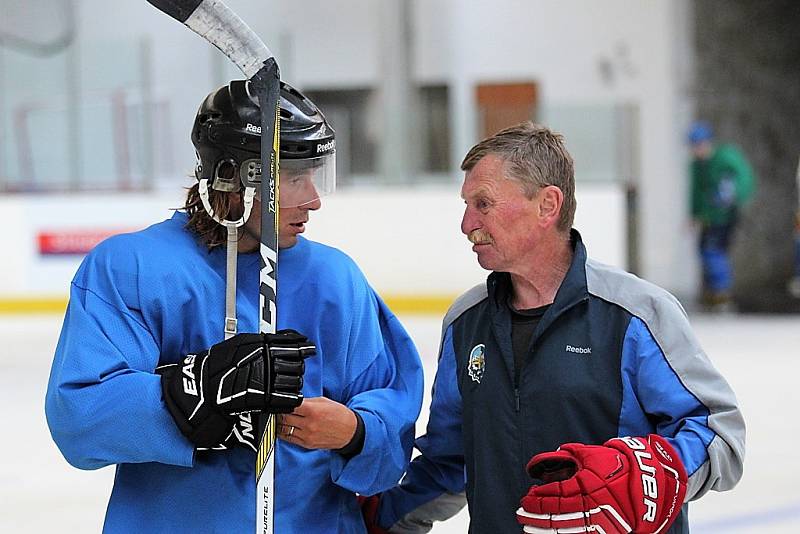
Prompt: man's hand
<box><xmin>516</xmin><ymin>434</ymin><xmax>687</xmax><ymax>534</ymax></box>
<box><xmin>157</xmin><ymin>330</ymin><xmax>314</xmax><ymax>448</ymax></box>
<box><xmin>278</xmin><ymin>397</ymin><xmax>358</xmax><ymax>450</ymax></box>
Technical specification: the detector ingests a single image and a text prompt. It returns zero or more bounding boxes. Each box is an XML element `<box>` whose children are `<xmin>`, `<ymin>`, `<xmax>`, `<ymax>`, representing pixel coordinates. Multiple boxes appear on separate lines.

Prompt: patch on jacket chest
<box><xmin>467</xmin><ymin>344</ymin><xmax>486</xmax><ymax>383</ymax></box>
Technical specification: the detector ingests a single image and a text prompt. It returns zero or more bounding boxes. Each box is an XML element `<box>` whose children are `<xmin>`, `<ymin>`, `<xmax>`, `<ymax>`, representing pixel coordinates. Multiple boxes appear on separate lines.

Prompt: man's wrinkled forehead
<box><xmin>460</xmin><ymin>158</ymin><xmax>517</xmax><ymax>199</ymax></box>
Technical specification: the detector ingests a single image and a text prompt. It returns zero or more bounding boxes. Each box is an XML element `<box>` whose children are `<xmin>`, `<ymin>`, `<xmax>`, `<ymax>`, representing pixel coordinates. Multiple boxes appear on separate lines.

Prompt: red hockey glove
<box><xmin>516</xmin><ymin>434</ymin><xmax>687</xmax><ymax>534</ymax></box>
<box><xmin>358</xmin><ymin>495</ymin><xmax>390</xmax><ymax>534</ymax></box>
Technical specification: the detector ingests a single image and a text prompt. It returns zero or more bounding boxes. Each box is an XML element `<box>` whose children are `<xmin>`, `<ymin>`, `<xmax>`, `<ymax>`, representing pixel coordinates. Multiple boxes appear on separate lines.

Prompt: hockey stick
<box><xmin>144</xmin><ymin>2</ymin><xmax>280</xmax><ymax>533</ymax></box>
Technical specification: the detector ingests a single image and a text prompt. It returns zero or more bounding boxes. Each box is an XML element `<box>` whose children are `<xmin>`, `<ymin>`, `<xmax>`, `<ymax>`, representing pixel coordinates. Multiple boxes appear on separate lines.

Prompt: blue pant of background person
<box><xmin>699</xmin><ymin>223</ymin><xmax>735</xmax><ymax>308</ymax></box>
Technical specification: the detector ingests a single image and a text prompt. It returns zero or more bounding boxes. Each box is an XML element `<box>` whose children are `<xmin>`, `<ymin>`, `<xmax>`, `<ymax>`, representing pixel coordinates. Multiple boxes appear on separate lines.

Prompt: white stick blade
<box><xmin>184</xmin><ymin>0</ymin><xmax>273</xmax><ymax>78</ymax></box>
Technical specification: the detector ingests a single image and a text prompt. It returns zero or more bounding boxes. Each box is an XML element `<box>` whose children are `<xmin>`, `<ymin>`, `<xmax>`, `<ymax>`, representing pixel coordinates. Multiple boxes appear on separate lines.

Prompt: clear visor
<box><xmin>248</xmin><ymin>153</ymin><xmax>336</xmax><ymax>208</ymax></box>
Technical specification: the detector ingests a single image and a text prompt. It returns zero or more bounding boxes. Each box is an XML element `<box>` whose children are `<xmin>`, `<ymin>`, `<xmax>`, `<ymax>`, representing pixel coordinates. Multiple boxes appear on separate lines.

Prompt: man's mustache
<box><xmin>468</xmin><ymin>229</ymin><xmax>493</xmax><ymax>245</ymax></box>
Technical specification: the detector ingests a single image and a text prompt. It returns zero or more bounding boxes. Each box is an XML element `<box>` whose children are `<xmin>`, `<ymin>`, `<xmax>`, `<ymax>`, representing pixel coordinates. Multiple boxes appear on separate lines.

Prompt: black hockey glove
<box><xmin>197</xmin><ymin>412</ymin><xmax>265</xmax><ymax>453</ymax></box>
<box><xmin>156</xmin><ymin>330</ymin><xmax>315</xmax><ymax>449</ymax></box>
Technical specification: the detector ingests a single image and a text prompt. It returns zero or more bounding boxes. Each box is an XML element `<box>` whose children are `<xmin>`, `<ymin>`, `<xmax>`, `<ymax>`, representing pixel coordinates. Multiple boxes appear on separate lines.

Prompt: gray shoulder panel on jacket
<box><xmin>585</xmin><ymin>258</ymin><xmax>745</xmax><ymax>500</ymax></box>
<box><xmin>439</xmin><ymin>282</ymin><xmax>488</xmax><ymax>344</ymax></box>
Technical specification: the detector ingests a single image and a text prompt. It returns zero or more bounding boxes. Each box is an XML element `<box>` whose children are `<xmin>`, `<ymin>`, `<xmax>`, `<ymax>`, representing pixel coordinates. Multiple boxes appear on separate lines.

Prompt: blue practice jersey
<box><xmin>45</xmin><ymin>211</ymin><xmax>424</xmax><ymax>533</ymax></box>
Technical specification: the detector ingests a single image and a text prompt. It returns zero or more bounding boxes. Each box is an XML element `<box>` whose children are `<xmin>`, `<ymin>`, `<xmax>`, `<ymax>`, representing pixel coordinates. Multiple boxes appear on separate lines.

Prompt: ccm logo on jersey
<box><xmin>619</xmin><ymin>436</ymin><xmax>659</xmax><ymax>523</ymax></box>
<box><xmin>182</xmin><ymin>355</ymin><xmax>198</xmax><ymax>396</ymax></box>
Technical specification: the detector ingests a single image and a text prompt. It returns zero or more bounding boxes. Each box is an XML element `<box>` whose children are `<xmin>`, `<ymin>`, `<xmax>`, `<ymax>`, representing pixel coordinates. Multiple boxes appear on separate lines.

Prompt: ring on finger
<box><xmin>287</xmin><ymin>425</ymin><xmax>295</xmax><ymax>437</ymax></box>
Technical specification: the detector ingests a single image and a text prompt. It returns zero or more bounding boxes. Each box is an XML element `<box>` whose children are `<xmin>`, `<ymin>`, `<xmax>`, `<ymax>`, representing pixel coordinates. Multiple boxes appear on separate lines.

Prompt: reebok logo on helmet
<box><xmin>316</xmin><ymin>140</ymin><xmax>335</xmax><ymax>154</ymax></box>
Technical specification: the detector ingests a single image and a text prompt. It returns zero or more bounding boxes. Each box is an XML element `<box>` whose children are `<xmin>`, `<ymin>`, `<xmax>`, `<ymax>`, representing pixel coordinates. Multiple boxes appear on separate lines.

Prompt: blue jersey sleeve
<box><xmin>327</xmin><ymin>295</ymin><xmax>425</xmax><ymax>497</ymax></box>
<box><xmin>378</xmin><ymin>325</ymin><xmax>466</xmax><ymax>529</ymax></box>
<box><xmin>45</xmin><ymin>246</ymin><xmax>194</xmax><ymax>470</ymax></box>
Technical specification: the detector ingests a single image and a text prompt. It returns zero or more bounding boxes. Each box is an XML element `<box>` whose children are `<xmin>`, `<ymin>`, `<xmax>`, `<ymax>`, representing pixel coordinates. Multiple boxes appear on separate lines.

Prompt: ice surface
<box><xmin>2</xmin><ymin>312</ymin><xmax>798</xmax><ymax>532</ymax></box>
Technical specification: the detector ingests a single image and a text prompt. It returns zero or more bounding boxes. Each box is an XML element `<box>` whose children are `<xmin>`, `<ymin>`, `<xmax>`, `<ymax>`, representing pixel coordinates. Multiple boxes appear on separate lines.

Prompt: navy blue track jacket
<box><xmin>378</xmin><ymin>230</ymin><xmax>745</xmax><ymax>533</ymax></box>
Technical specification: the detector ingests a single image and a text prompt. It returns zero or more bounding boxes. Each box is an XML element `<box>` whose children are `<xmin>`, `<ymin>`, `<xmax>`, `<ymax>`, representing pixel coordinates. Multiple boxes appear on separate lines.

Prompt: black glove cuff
<box><xmin>157</xmin><ymin>359</ymin><xmax>233</xmax><ymax>448</ymax></box>
<box><xmin>158</xmin><ymin>366</ymin><xmax>193</xmax><ymax>438</ymax></box>
<box><xmin>335</xmin><ymin>410</ymin><xmax>366</xmax><ymax>460</ymax></box>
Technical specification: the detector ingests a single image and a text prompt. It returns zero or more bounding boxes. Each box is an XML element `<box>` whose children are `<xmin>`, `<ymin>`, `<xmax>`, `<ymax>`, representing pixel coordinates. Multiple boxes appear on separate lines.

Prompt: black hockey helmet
<box><xmin>191</xmin><ymin>79</ymin><xmax>336</xmax><ymax>206</ymax></box>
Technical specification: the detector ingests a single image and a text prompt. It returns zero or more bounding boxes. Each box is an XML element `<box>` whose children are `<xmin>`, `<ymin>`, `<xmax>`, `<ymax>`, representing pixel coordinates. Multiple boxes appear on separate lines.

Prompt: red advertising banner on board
<box><xmin>37</xmin><ymin>230</ymin><xmax>130</xmax><ymax>255</ymax></box>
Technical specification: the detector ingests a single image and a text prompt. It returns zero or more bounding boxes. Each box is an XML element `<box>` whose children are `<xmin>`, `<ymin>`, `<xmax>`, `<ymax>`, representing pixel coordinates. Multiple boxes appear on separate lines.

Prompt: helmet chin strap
<box><xmin>198</xmin><ymin>178</ymin><xmax>257</xmax><ymax>340</ymax></box>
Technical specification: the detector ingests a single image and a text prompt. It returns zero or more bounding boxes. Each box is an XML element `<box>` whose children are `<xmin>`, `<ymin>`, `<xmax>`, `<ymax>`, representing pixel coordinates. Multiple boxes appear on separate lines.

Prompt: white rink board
<box><xmin>2</xmin><ymin>313</ymin><xmax>799</xmax><ymax>532</ymax></box>
<box><xmin>0</xmin><ymin>183</ymin><xmax>626</xmax><ymax>300</ymax></box>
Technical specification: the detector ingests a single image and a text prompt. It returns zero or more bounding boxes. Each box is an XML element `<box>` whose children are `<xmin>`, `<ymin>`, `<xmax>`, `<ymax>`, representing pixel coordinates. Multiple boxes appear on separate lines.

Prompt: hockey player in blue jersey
<box><xmin>360</xmin><ymin>122</ymin><xmax>745</xmax><ymax>533</ymax></box>
<box><xmin>45</xmin><ymin>80</ymin><xmax>424</xmax><ymax>533</ymax></box>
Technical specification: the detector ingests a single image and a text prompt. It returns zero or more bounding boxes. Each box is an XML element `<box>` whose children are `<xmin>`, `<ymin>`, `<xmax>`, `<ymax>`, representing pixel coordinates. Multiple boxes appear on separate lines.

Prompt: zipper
<box><xmin>514</xmin><ymin>344</ymin><xmax>525</xmax><ymax>413</ymax></box>
<box><xmin>512</xmin><ymin>295</ymin><xmax>589</xmax><ymax>416</ymax></box>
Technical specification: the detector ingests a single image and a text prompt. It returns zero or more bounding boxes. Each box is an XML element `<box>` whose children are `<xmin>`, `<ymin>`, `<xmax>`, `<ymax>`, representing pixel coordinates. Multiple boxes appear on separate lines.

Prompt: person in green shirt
<box><xmin>688</xmin><ymin>121</ymin><xmax>756</xmax><ymax>310</ymax></box>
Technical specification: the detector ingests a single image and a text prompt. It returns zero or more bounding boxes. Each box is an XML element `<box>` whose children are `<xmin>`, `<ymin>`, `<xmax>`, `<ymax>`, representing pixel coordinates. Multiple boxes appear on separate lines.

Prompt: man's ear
<box><xmin>537</xmin><ymin>185</ymin><xmax>564</xmax><ymax>229</ymax></box>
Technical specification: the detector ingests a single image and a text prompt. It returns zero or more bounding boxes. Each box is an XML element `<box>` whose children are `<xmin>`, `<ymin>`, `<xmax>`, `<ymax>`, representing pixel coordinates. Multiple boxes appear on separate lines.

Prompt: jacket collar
<box><xmin>487</xmin><ymin>228</ymin><xmax>589</xmax><ymax>320</ymax></box>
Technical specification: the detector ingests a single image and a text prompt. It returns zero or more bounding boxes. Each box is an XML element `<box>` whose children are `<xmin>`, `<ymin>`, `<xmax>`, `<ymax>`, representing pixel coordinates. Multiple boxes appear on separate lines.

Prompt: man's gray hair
<box><xmin>461</xmin><ymin>121</ymin><xmax>576</xmax><ymax>231</ymax></box>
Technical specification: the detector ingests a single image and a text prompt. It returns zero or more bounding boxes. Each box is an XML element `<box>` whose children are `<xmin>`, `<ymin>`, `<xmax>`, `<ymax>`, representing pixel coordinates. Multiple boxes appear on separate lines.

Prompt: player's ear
<box><xmin>537</xmin><ymin>185</ymin><xmax>564</xmax><ymax>228</ymax></box>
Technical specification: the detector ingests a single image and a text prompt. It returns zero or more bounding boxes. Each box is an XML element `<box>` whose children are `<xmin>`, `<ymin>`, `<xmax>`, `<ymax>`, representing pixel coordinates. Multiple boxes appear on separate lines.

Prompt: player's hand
<box><xmin>516</xmin><ymin>434</ymin><xmax>687</xmax><ymax>534</ymax></box>
<box><xmin>278</xmin><ymin>397</ymin><xmax>358</xmax><ymax>450</ymax></box>
<box><xmin>195</xmin><ymin>412</ymin><xmax>266</xmax><ymax>453</ymax></box>
<box><xmin>358</xmin><ymin>495</ymin><xmax>390</xmax><ymax>534</ymax></box>
<box><xmin>156</xmin><ymin>330</ymin><xmax>314</xmax><ymax>448</ymax></box>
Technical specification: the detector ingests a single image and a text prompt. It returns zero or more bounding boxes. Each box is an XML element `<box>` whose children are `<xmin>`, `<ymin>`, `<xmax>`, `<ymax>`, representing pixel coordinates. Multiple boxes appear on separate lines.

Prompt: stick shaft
<box><xmin>144</xmin><ymin>2</ymin><xmax>281</xmax><ymax>533</ymax></box>
<box><xmin>251</xmin><ymin>61</ymin><xmax>281</xmax><ymax>534</ymax></box>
